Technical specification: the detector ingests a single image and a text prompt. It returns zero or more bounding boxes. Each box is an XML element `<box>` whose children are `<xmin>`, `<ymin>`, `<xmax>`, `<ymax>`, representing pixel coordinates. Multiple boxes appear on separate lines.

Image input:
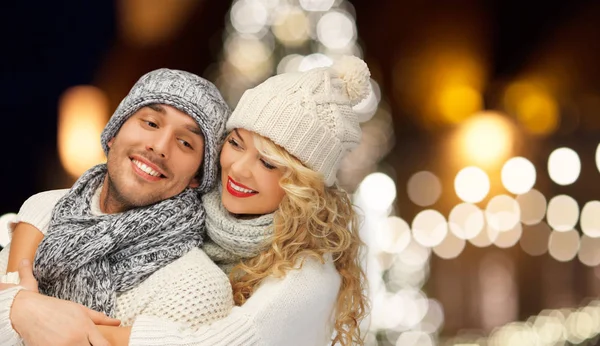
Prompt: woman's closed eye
<box><xmin>228</xmin><ymin>137</ymin><xmax>242</xmax><ymax>149</ymax></box>
<box><xmin>260</xmin><ymin>158</ymin><xmax>277</xmax><ymax>170</ymax></box>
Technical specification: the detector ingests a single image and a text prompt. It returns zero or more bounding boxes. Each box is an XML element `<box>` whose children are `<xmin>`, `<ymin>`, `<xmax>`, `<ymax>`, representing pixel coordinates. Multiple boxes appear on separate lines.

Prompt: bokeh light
<box><xmin>438</xmin><ymin>85</ymin><xmax>482</xmax><ymax>124</ymax></box>
<box><xmin>516</xmin><ymin>189</ymin><xmax>547</xmax><ymax>225</ymax></box>
<box><xmin>396</xmin><ymin>239</ymin><xmax>432</xmax><ymax>268</ymax></box>
<box><xmin>433</xmin><ymin>231</ymin><xmax>466</xmax><ymax>259</ymax></box>
<box><xmin>448</xmin><ymin>203</ymin><xmax>485</xmax><ymax>240</ymax></box>
<box><xmin>58</xmin><ymin>86</ymin><xmax>109</xmax><ymax>178</ymax></box>
<box><xmin>485</xmin><ymin>195</ymin><xmax>521</xmax><ymax>232</ymax></box>
<box><xmin>276</xmin><ymin>54</ymin><xmax>304</xmax><ymax>74</ymax></box>
<box><xmin>272</xmin><ymin>6</ymin><xmax>310</xmax><ymax>47</ymax></box>
<box><xmin>454</xmin><ymin>166</ymin><xmax>490</xmax><ymax>203</ymax></box>
<box><xmin>455</xmin><ymin>112</ymin><xmax>514</xmax><ymax>169</ymax></box>
<box><xmin>578</xmin><ymin>235</ymin><xmax>600</xmax><ymax>267</ymax></box>
<box><xmin>493</xmin><ymin>223</ymin><xmax>522</xmax><ymax>248</ymax></box>
<box><xmin>376</xmin><ymin>216</ymin><xmax>411</xmax><ymax>254</ymax></box>
<box><xmin>411</xmin><ymin>210</ymin><xmax>448</xmax><ymax>248</ymax></box>
<box><xmin>316</xmin><ymin>10</ymin><xmax>356</xmax><ymax>49</ymax></box>
<box><xmin>353</xmin><ymin>79</ymin><xmax>381</xmax><ymax>122</ymax></box>
<box><xmin>299</xmin><ymin>0</ymin><xmax>335</xmax><ymax>12</ymax></box>
<box><xmin>395</xmin><ymin>331</ymin><xmax>434</xmax><ymax>346</ymax></box>
<box><xmin>230</xmin><ymin>0</ymin><xmax>269</xmax><ymax>34</ymax></box>
<box><xmin>469</xmin><ymin>225</ymin><xmax>498</xmax><ymax>248</ymax></box>
<box><xmin>407</xmin><ymin>171</ymin><xmax>442</xmax><ymax>207</ymax></box>
<box><xmin>580</xmin><ymin>201</ymin><xmax>600</xmax><ymax>238</ymax></box>
<box><xmin>418</xmin><ymin>299</ymin><xmax>445</xmax><ymax>334</ymax></box>
<box><xmin>357</xmin><ymin>172</ymin><xmax>397</xmax><ymax>213</ymax></box>
<box><xmin>546</xmin><ymin>195</ymin><xmax>579</xmax><ymax>232</ymax></box>
<box><xmin>501</xmin><ymin>157</ymin><xmax>536</xmax><ymax>194</ymax></box>
<box><xmin>225</xmin><ymin>34</ymin><xmax>273</xmax><ymax>79</ymax></box>
<box><xmin>520</xmin><ymin>222</ymin><xmax>551</xmax><ymax>256</ymax></box>
<box><xmin>548</xmin><ymin>229</ymin><xmax>580</xmax><ymax>262</ymax></box>
<box><xmin>298</xmin><ymin>53</ymin><xmax>333</xmax><ymax>71</ymax></box>
<box><xmin>547</xmin><ymin>147</ymin><xmax>581</xmax><ymax>186</ymax></box>
<box><xmin>533</xmin><ymin>313</ymin><xmax>565</xmax><ymax>344</ymax></box>
<box><xmin>566</xmin><ymin>311</ymin><xmax>595</xmax><ymax>344</ymax></box>
<box><xmin>503</xmin><ymin>81</ymin><xmax>559</xmax><ymax>136</ymax></box>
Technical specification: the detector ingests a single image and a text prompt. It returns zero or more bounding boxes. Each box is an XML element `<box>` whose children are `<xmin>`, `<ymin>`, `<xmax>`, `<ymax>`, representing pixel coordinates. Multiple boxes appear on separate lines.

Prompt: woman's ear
<box><xmin>107</xmin><ymin>138</ymin><xmax>114</xmax><ymax>148</ymax></box>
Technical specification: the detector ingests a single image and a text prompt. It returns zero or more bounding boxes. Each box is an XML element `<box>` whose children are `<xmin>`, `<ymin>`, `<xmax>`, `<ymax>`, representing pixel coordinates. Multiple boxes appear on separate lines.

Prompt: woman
<box><xmin>4</xmin><ymin>55</ymin><xmax>371</xmax><ymax>345</ymax></box>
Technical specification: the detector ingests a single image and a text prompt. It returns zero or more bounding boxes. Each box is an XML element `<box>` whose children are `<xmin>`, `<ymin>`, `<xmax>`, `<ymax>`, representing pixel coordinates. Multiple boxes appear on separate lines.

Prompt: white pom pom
<box><xmin>330</xmin><ymin>55</ymin><xmax>371</xmax><ymax>105</ymax></box>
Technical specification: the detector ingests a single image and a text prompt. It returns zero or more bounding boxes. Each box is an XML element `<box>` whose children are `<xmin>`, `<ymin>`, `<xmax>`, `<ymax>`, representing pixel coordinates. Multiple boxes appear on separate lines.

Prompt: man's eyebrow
<box><xmin>185</xmin><ymin>124</ymin><xmax>203</xmax><ymax>137</ymax></box>
<box><xmin>233</xmin><ymin>129</ymin><xmax>245</xmax><ymax>143</ymax></box>
<box><xmin>147</xmin><ymin>104</ymin><xmax>166</xmax><ymax>113</ymax></box>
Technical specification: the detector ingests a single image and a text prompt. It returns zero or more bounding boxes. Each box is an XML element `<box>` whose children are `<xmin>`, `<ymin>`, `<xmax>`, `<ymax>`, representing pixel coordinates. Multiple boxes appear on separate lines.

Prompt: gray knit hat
<box><xmin>226</xmin><ymin>56</ymin><xmax>370</xmax><ymax>186</ymax></box>
<box><xmin>101</xmin><ymin>68</ymin><xmax>230</xmax><ymax>193</ymax></box>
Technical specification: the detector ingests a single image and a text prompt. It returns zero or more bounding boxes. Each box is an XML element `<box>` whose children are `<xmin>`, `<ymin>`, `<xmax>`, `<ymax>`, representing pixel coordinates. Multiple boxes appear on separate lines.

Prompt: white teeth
<box><xmin>229</xmin><ymin>180</ymin><xmax>255</xmax><ymax>194</ymax></box>
<box><xmin>133</xmin><ymin>160</ymin><xmax>161</xmax><ymax>177</ymax></box>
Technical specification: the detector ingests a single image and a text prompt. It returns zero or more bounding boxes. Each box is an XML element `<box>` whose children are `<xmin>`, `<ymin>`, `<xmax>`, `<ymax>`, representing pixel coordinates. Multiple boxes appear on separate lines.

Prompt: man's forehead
<box><xmin>145</xmin><ymin>104</ymin><xmax>203</xmax><ymax>136</ymax></box>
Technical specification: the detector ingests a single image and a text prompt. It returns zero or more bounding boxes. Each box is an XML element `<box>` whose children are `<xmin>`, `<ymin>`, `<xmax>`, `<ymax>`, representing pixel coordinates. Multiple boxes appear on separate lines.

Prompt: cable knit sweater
<box><xmin>0</xmin><ymin>189</ymin><xmax>343</xmax><ymax>345</ymax></box>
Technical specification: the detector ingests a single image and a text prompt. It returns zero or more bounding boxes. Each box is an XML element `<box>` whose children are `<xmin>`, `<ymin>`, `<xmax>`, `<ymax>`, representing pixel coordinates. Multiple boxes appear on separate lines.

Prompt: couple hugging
<box><xmin>0</xmin><ymin>55</ymin><xmax>370</xmax><ymax>346</ymax></box>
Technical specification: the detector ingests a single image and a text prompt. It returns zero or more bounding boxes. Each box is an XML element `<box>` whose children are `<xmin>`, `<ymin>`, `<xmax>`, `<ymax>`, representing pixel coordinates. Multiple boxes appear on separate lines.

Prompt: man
<box><xmin>0</xmin><ymin>68</ymin><xmax>230</xmax><ymax>345</ymax></box>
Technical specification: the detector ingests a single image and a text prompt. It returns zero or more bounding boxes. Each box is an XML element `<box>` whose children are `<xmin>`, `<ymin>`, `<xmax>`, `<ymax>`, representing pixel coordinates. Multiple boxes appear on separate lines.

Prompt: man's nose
<box><xmin>146</xmin><ymin>131</ymin><xmax>171</xmax><ymax>158</ymax></box>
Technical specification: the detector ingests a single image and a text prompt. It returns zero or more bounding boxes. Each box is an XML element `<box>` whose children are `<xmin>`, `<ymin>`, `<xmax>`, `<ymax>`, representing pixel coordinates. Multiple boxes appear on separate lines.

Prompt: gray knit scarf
<box><xmin>201</xmin><ymin>188</ymin><xmax>274</xmax><ymax>273</ymax></box>
<box><xmin>33</xmin><ymin>164</ymin><xmax>205</xmax><ymax>317</ymax></box>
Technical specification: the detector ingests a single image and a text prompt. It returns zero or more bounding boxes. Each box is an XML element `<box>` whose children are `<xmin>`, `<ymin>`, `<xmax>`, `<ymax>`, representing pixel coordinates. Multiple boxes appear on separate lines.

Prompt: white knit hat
<box><xmin>226</xmin><ymin>55</ymin><xmax>370</xmax><ymax>186</ymax></box>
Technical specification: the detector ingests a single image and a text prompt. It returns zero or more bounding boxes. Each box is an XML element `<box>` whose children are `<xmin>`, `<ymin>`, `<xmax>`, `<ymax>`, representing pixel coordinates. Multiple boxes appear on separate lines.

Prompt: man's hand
<box><xmin>10</xmin><ymin>290</ymin><xmax>120</xmax><ymax>346</ymax></box>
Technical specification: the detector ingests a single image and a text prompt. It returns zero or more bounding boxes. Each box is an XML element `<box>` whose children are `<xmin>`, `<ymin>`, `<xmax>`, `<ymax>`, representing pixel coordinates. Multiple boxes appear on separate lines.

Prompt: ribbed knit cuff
<box><xmin>0</xmin><ymin>286</ymin><xmax>24</xmax><ymax>346</ymax></box>
<box><xmin>130</xmin><ymin>313</ymin><xmax>260</xmax><ymax>346</ymax></box>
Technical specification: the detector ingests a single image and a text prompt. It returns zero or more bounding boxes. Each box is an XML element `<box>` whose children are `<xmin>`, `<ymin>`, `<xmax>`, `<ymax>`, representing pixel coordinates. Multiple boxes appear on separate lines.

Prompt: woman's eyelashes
<box><xmin>260</xmin><ymin>158</ymin><xmax>277</xmax><ymax>170</ymax></box>
<box><xmin>228</xmin><ymin>137</ymin><xmax>242</xmax><ymax>149</ymax></box>
<box><xmin>228</xmin><ymin>135</ymin><xmax>276</xmax><ymax>169</ymax></box>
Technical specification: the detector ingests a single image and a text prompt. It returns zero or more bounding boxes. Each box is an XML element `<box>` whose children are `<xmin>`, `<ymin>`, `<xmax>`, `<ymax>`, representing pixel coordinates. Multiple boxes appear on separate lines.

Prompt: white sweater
<box><xmin>0</xmin><ymin>190</ymin><xmax>233</xmax><ymax>343</ymax></box>
<box><xmin>0</xmin><ymin>190</ymin><xmax>342</xmax><ymax>345</ymax></box>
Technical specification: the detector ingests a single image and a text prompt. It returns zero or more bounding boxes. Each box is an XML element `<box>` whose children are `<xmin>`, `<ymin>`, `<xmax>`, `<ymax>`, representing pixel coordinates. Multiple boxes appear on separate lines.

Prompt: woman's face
<box><xmin>220</xmin><ymin>128</ymin><xmax>286</xmax><ymax>216</ymax></box>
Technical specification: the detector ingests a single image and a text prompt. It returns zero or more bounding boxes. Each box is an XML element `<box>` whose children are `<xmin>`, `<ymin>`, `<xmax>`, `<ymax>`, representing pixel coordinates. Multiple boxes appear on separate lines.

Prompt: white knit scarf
<box><xmin>201</xmin><ymin>188</ymin><xmax>274</xmax><ymax>273</ymax></box>
<box><xmin>34</xmin><ymin>164</ymin><xmax>205</xmax><ymax>317</ymax></box>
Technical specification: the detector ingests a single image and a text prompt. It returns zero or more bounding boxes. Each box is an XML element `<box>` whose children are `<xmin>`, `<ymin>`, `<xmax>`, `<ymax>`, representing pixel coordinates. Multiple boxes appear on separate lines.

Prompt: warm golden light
<box><xmin>503</xmin><ymin>81</ymin><xmax>559</xmax><ymax>136</ymax></box>
<box><xmin>438</xmin><ymin>84</ymin><xmax>483</xmax><ymax>124</ymax></box>
<box><xmin>58</xmin><ymin>86</ymin><xmax>109</xmax><ymax>178</ymax></box>
<box><xmin>118</xmin><ymin>0</ymin><xmax>198</xmax><ymax>47</ymax></box>
<box><xmin>455</xmin><ymin>112</ymin><xmax>514</xmax><ymax>169</ymax></box>
<box><xmin>393</xmin><ymin>46</ymin><xmax>487</xmax><ymax>129</ymax></box>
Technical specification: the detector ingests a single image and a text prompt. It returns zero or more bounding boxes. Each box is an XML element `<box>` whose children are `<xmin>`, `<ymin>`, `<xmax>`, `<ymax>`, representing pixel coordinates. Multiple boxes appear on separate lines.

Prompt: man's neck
<box><xmin>99</xmin><ymin>176</ymin><xmax>128</xmax><ymax>214</ymax></box>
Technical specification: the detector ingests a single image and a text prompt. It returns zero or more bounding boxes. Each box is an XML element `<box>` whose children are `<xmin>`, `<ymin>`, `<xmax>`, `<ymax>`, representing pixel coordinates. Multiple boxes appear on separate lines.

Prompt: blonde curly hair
<box><xmin>229</xmin><ymin>132</ymin><xmax>368</xmax><ymax>345</ymax></box>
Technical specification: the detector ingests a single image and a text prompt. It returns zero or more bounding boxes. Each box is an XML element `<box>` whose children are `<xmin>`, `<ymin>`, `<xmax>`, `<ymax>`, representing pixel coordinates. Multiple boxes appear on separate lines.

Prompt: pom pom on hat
<box><xmin>330</xmin><ymin>55</ymin><xmax>371</xmax><ymax>105</ymax></box>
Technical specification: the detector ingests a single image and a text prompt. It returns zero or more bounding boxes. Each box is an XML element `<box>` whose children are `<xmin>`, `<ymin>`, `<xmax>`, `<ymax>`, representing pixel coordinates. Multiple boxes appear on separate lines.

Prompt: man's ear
<box><xmin>107</xmin><ymin>138</ymin><xmax>115</xmax><ymax>148</ymax></box>
<box><xmin>188</xmin><ymin>176</ymin><xmax>200</xmax><ymax>189</ymax></box>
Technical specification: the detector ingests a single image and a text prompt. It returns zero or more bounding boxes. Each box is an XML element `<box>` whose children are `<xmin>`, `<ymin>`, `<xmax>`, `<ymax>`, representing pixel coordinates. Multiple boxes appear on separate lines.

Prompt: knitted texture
<box><xmin>101</xmin><ymin>68</ymin><xmax>230</xmax><ymax>194</ymax></box>
<box><xmin>33</xmin><ymin>164</ymin><xmax>206</xmax><ymax>317</ymax></box>
<box><xmin>0</xmin><ymin>189</ymin><xmax>233</xmax><ymax>336</ymax></box>
<box><xmin>201</xmin><ymin>188</ymin><xmax>274</xmax><ymax>273</ymax></box>
<box><xmin>114</xmin><ymin>248</ymin><xmax>233</xmax><ymax>328</ymax></box>
<box><xmin>226</xmin><ymin>55</ymin><xmax>370</xmax><ymax>186</ymax></box>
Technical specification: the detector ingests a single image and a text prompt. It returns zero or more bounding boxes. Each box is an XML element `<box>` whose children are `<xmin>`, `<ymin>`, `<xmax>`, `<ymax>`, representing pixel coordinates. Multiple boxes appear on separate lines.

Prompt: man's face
<box><xmin>104</xmin><ymin>104</ymin><xmax>204</xmax><ymax>212</ymax></box>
